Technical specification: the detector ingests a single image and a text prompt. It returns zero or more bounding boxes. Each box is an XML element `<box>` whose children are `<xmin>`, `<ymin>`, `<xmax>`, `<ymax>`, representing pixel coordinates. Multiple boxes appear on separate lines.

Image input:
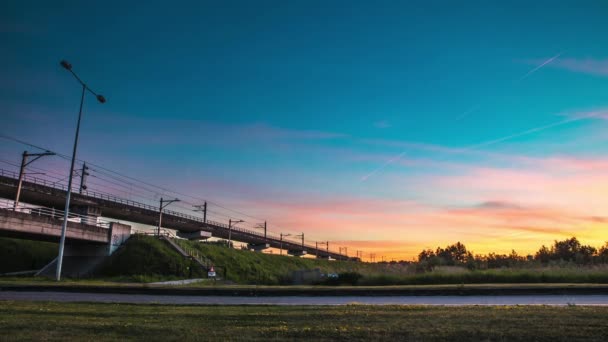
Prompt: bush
<box><xmin>322</xmin><ymin>272</ymin><xmax>363</xmax><ymax>286</ymax></box>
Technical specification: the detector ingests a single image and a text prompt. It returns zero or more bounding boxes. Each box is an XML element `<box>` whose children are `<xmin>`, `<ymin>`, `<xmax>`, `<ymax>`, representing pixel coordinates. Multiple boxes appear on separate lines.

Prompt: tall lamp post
<box><xmin>228</xmin><ymin>219</ymin><xmax>244</xmax><ymax>248</ymax></box>
<box><xmin>158</xmin><ymin>197</ymin><xmax>180</xmax><ymax>236</ymax></box>
<box><xmin>56</xmin><ymin>60</ymin><xmax>106</xmax><ymax>281</ymax></box>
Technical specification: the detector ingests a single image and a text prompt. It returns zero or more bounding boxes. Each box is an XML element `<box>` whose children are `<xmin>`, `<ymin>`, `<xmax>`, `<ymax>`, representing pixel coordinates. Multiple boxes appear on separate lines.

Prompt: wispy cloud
<box><xmin>374</xmin><ymin>120</ymin><xmax>391</xmax><ymax>129</ymax></box>
<box><xmin>361</xmin><ymin>107</ymin><xmax>607</xmax><ymax>181</ymax></box>
<box><xmin>558</xmin><ymin>108</ymin><xmax>608</xmax><ymax>121</ymax></box>
<box><xmin>548</xmin><ymin>58</ymin><xmax>608</xmax><ymax>77</ymax></box>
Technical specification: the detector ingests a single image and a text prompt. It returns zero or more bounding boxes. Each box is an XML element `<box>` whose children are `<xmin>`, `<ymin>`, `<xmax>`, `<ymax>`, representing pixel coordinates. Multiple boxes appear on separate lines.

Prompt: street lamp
<box><xmin>56</xmin><ymin>60</ymin><xmax>106</xmax><ymax>281</ymax></box>
<box><xmin>228</xmin><ymin>219</ymin><xmax>244</xmax><ymax>248</ymax></box>
<box><xmin>158</xmin><ymin>197</ymin><xmax>180</xmax><ymax>236</ymax></box>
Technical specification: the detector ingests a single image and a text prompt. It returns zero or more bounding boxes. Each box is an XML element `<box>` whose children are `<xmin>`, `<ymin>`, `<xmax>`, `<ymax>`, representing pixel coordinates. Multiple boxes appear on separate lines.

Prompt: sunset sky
<box><xmin>2</xmin><ymin>1</ymin><xmax>608</xmax><ymax>260</ymax></box>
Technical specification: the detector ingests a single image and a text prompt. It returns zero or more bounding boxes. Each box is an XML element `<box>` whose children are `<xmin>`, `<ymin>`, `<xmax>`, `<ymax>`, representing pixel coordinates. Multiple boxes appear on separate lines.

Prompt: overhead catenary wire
<box><xmin>0</xmin><ymin>133</ymin><xmax>264</xmax><ymax>221</ymax></box>
<box><xmin>0</xmin><ymin>134</ymin><xmax>348</xmax><ymax>255</ymax></box>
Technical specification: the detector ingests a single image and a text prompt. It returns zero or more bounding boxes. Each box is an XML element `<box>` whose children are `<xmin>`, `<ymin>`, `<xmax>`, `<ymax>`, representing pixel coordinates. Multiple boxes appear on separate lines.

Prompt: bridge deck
<box><xmin>0</xmin><ymin>172</ymin><xmax>349</xmax><ymax>260</ymax></box>
<box><xmin>0</xmin><ymin>209</ymin><xmax>109</xmax><ymax>244</ymax></box>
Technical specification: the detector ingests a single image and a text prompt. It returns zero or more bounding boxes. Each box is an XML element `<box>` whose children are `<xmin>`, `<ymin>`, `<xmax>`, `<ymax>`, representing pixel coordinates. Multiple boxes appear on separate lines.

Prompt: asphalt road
<box><xmin>2</xmin><ymin>291</ymin><xmax>608</xmax><ymax>305</ymax></box>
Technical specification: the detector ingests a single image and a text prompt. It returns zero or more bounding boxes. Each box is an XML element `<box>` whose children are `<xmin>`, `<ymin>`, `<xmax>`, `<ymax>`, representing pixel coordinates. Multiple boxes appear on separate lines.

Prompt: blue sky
<box><xmin>2</xmin><ymin>1</ymin><xmax>608</xmax><ymax>258</ymax></box>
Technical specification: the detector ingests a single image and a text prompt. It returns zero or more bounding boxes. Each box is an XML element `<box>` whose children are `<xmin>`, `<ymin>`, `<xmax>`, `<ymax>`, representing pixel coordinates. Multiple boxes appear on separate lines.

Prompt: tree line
<box><xmin>416</xmin><ymin>237</ymin><xmax>608</xmax><ymax>270</ymax></box>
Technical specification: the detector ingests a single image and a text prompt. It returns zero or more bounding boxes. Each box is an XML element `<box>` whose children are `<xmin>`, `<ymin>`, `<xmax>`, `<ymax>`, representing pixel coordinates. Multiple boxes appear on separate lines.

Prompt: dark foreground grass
<box><xmin>0</xmin><ymin>237</ymin><xmax>57</xmax><ymax>273</ymax></box>
<box><xmin>1</xmin><ymin>301</ymin><xmax>608</xmax><ymax>341</ymax></box>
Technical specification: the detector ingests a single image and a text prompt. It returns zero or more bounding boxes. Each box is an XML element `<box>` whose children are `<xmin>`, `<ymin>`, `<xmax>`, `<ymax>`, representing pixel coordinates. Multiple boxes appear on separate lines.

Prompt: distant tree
<box><xmin>435</xmin><ymin>242</ymin><xmax>472</xmax><ymax>266</ymax></box>
<box><xmin>598</xmin><ymin>242</ymin><xmax>608</xmax><ymax>263</ymax></box>
<box><xmin>552</xmin><ymin>237</ymin><xmax>582</xmax><ymax>261</ymax></box>
<box><xmin>416</xmin><ymin>237</ymin><xmax>608</xmax><ymax>271</ymax></box>
<box><xmin>417</xmin><ymin>249</ymin><xmax>436</xmax><ymax>262</ymax></box>
<box><xmin>535</xmin><ymin>245</ymin><xmax>551</xmax><ymax>264</ymax></box>
<box><xmin>576</xmin><ymin>245</ymin><xmax>597</xmax><ymax>264</ymax></box>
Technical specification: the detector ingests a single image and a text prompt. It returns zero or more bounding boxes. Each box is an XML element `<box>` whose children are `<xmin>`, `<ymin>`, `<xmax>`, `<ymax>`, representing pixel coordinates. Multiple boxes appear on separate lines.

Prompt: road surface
<box><xmin>2</xmin><ymin>291</ymin><xmax>608</xmax><ymax>305</ymax></box>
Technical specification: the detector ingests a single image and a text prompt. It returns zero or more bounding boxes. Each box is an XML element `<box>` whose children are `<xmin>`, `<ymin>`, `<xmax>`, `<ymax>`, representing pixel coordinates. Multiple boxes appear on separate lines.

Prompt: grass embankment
<box><xmin>96</xmin><ymin>235</ymin><xmax>207</xmax><ymax>282</ymax></box>
<box><xmin>1</xmin><ymin>301</ymin><xmax>607</xmax><ymax>341</ymax></box>
<box><xmin>174</xmin><ymin>238</ymin><xmax>394</xmax><ymax>284</ymax></box>
<box><xmin>0</xmin><ymin>237</ymin><xmax>57</xmax><ymax>274</ymax></box>
<box><xmin>96</xmin><ymin>235</ymin><xmax>383</xmax><ymax>283</ymax></box>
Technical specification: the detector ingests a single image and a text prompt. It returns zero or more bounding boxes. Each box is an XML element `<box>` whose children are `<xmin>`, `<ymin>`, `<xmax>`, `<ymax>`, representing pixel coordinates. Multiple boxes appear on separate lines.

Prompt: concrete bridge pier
<box><xmin>287</xmin><ymin>250</ymin><xmax>307</xmax><ymax>257</ymax></box>
<box><xmin>248</xmin><ymin>243</ymin><xmax>270</xmax><ymax>252</ymax></box>
<box><xmin>177</xmin><ymin>230</ymin><xmax>212</xmax><ymax>240</ymax></box>
<box><xmin>36</xmin><ymin>222</ymin><xmax>131</xmax><ymax>278</ymax></box>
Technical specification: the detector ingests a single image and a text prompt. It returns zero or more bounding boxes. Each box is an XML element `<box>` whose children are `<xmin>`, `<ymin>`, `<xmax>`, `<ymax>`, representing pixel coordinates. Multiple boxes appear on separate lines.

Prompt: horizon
<box><xmin>2</xmin><ymin>1</ymin><xmax>608</xmax><ymax>260</ymax></box>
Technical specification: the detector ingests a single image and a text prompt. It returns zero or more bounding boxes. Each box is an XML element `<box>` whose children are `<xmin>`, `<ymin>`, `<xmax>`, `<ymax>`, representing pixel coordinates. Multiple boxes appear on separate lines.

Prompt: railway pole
<box><xmin>14</xmin><ymin>150</ymin><xmax>55</xmax><ymax>210</ymax></box>
<box><xmin>157</xmin><ymin>198</ymin><xmax>180</xmax><ymax>236</ymax></box>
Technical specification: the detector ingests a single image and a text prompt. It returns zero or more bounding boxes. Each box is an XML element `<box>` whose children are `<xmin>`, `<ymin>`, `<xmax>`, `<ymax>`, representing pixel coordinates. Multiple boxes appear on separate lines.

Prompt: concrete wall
<box><xmin>108</xmin><ymin>222</ymin><xmax>131</xmax><ymax>255</ymax></box>
<box><xmin>0</xmin><ymin>209</ymin><xmax>109</xmax><ymax>243</ymax></box>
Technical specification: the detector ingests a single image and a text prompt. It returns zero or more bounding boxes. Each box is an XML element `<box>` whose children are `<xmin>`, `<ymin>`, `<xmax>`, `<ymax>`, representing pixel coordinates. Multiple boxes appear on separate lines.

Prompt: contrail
<box><xmin>455</xmin><ymin>52</ymin><xmax>563</xmax><ymax>122</ymax></box>
<box><xmin>360</xmin><ymin>151</ymin><xmax>406</xmax><ymax>182</ymax></box>
<box><xmin>518</xmin><ymin>52</ymin><xmax>562</xmax><ymax>81</ymax></box>
<box><xmin>360</xmin><ymin>110</ymin><xmax>600</xmax><ymax>182</ymax></box>
<box><xmin>465</xmin><ymin>112</ymin><xmax>595</xmax><ymax>150</ymax></box>
<box><xmin>455</xmin><ymin>104</ymin><xmax>481</xmax><ymax>121</ymax></box>
<box><xmin>362</xmin><ymin>51</ymin><xmax>567</xmax><ymax>182</ymax></box>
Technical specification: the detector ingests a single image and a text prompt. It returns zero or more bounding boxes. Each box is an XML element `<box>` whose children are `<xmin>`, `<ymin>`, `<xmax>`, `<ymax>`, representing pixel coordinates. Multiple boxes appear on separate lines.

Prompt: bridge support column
<box><xmin>287</xmin><ymin>250</ymin><xmax>307</xmax><ymax>257</ymax></box>
<box><xmin>37</xmin><ymin>222</ymin><xmax>131</xmax><ymax>278</ymax></box>
<box><xmin>248</xmin><ymin>243</ymin><xmax>270</xmax><ymax>252</ymax></box>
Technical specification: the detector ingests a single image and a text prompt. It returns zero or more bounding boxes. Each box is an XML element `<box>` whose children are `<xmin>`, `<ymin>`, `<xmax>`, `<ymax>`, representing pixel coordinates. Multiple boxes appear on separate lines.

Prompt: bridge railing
<box><xmin>0</xmin><ymin>199</ymin><xmax>112</xmax><ymax>229</ymax></box>
<box><xmin>0</xmin><ymin>168</ymin><xmax>346</xmax><ymax>257</ymax></box>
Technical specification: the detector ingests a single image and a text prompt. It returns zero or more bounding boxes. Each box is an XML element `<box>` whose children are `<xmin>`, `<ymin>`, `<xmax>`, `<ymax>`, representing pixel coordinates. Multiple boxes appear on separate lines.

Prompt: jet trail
<box><xmin>518</xmin><ymin>52</ymin><xmax>563</xmax><ymax>81</ymax></box>
<box><xmin>360</xmin><ymin>151</ymin><xmax>406</xmax><ymax>182</ymax></box>
<box><xmin>465</xmin><ymin>112</ymin><xmax>595</xmax><ymax>150</ymax></box>
<box><xmin>360</xmin><ymin>111</ymin><xmax>600</xmax><ymax>182</ymax></box>
<box><xmin>455</xmin><ymin>105</ymin><xmax>481</xmax><ymax>121</ymax></box>
<box><xmin>361</xmin><ymin>51</ymin><xmax>568</xmax><ymax>182</ymax></box>
<box><xmin>455</xmin><ymin>52</ymin><xmax>563</xmax><ymax>122</ymax></box>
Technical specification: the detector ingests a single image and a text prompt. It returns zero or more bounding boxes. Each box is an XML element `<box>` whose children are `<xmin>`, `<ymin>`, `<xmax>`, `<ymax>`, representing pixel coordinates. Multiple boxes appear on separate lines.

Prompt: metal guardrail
<box><xmin>0</xmin><ymin>168</ymin><xmax>346</xmax><ymax>258</ymax></box>
<box><xmin>136</xmin><ymin>229</ymin><xmax>214</xmax><ymax>269</ymax></box>
<box><xmin>0</xmin><ymin>199</ymin><xmax>112</xmax><ymax>229</ymax></box>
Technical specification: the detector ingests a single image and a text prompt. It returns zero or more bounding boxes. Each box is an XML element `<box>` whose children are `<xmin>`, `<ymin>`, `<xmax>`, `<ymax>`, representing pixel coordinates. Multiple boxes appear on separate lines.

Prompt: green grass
<box><xmin>97</xmin><ymin>235</ymin><xmax>388</xmax><ymax>284</ymax></box>
<box><xmin>0</xmin><ymin>237</ymin><xmax>57</xmax><ymax>273</ymax></box>
<box><xmin>174</xmin><ymin>238</ymin><xmax>403</xmax><ymax>284</ymax></box>
<box><xmin>1</xmin><ymin>301</ymin><xmax>608</xmax><ymax>341</ymax></box>
<box><xmin>4</xmin><ymin>235</ymin><xmax>608</xmax><ymax>285</ymax></box>
<box><xmin>360</xmin><ymin>266</ymin><xmax>608</xmax><ymax>285</ymax></box>
<box><xmin>96</xmin><ymin>235</ymin><xmax>207</xmax><ymax>281</ymax></box>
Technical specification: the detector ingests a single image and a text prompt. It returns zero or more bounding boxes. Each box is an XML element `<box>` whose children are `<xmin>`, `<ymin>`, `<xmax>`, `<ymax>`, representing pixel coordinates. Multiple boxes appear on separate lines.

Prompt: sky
<box><xmin>2</xmin><ymin>1</ymin><xmax>608</xmax><ymax>260</ymax></box>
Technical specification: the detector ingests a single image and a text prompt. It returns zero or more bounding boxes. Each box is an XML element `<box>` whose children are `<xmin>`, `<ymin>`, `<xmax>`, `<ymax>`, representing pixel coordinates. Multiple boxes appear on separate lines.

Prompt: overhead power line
<box><xmin>0</xmin><ymin>133</ymin><xmax>265</xmax><ymax>221</ymax></box>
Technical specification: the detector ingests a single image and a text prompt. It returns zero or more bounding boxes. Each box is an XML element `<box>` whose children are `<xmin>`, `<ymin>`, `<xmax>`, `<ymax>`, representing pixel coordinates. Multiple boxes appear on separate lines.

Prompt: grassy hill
<box><xmin>174</xmin><ymin>238</ymin><xmax>395</xmax><ymax>284</ymax></box>
<box><xmin>97</xmin><ymin>235</ymin><xmax>207</xmax><ymax>281</ymax></box>
<box><xmin>98</xmin><ymin>235</ymin><xmax>398</xmax><ymax>284</ymax></box>
<box><xmin>0</xmin><ymin>237</ymin><xmax>58</xmax><ymax>274</ymax></box>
